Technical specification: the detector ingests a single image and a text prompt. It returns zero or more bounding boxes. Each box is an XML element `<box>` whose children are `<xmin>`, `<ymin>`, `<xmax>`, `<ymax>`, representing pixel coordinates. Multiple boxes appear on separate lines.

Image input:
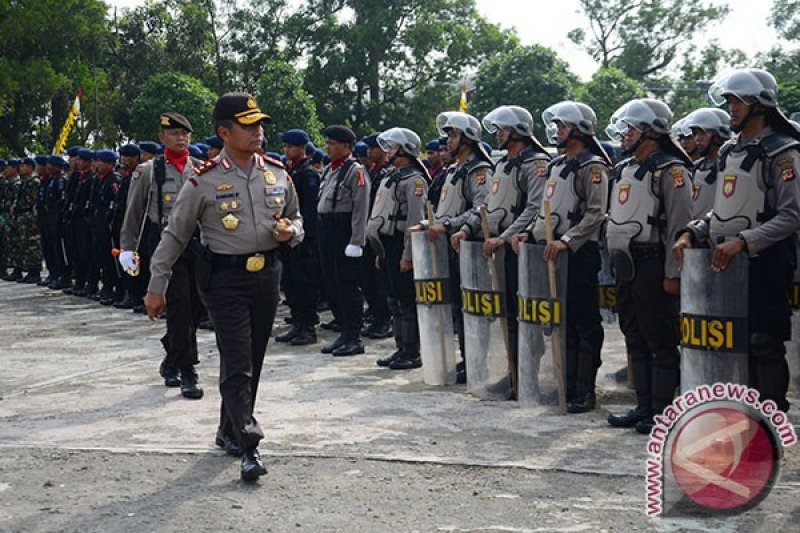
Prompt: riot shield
<box><xmin>411</xmin><ymin>232</ymin><xmax>457</xmax><ymax>386</ymax></box>
<box><xmin>680</xmin><ymin>249</ymin><xmax>748</xmax><ymax>391</ymax></box>
<box><xmin>517</xmin><ymin>243</ymin><xmax>567</xmax><ymax>407</ymax></box>
<box><xmin>459</xmin><ymin>241</ymin><xmax>512</xmax><ymax>400</ymax></box>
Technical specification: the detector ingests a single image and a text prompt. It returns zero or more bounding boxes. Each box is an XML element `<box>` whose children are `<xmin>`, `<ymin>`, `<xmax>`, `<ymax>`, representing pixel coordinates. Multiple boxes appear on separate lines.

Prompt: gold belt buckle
<box><xmin>245</xmin><ymin>254</ymin><xmax>265</xmax><ymax>272</ymax></box>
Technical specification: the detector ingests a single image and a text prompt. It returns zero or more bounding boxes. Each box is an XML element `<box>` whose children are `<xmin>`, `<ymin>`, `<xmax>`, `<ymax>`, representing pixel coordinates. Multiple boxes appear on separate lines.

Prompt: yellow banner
<box><xmin>53</xmin><ymin>89</ymin><xmax>83</xmax><ymax>155</ymax></box>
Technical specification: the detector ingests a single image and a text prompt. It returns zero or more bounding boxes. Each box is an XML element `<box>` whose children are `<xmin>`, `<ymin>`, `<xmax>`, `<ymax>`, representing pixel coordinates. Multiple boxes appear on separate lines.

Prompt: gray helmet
<box><xmin>683</xmin><ymin>108</ymin><xmax>733</xmax><ymax>140</ymax></box>
<box><xmin>605</xmin><ymin>98</ymin><xmax>673</xmax><ymax>141</ymax></box>
<box><xmin>671</xmin><ymin>117</ymin><xmax>692</xmax><ymax>139</ymax></box>
<box><xmin>541</xmin><ymin>101</ymin><xmax>598</xmax><ymax>144</ymax></box>
<box><xmin>482</xmin><ymin>106</ymin><xmax>535</xmax><ymax>137</ymax></box>
<box><xmin>377</xmin><ymin>127</ymin><xmax>422</xmax><ymax>157</ymax></box>
<box><xmin>436</xmin><ymin>111</ymin><xmax>483</xmax><ymax>142</ymax></box>
<box><xmin>708</xmin><ymin>68</ymin><xmax>778</xmax><ymax>108</ymax></box>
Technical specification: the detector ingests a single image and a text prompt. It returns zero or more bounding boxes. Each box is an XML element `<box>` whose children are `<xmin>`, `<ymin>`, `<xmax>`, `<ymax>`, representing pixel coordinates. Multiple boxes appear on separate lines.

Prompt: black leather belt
<box><xmin>211</xmin><ymin>250</ymin><xmax>277</xmax><ymax>272</ymax></box>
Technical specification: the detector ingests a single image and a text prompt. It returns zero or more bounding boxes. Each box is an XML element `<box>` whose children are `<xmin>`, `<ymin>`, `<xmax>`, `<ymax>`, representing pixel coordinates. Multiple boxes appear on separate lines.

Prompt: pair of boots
<box><xmin>275</xmin><ymin>323</ymin><xmax>317</xmax><ymax>345</ymax></box>
<box><xmin>608</xmin><ymin>360</ymin><xmax>679</xmax><ymax>434</ymax></box>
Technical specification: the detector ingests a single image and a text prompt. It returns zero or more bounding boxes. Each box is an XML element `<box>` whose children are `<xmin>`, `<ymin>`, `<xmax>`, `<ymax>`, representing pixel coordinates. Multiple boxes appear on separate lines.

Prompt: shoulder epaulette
<box><xmin>193</xmin><ymin>160</ymin><xmax>217</xmax><ymax>176</ymax></box>
<box><xmin>263</xmin><ymin>155</ymin><xmax>285</xmax><ymax>169</ymax></box>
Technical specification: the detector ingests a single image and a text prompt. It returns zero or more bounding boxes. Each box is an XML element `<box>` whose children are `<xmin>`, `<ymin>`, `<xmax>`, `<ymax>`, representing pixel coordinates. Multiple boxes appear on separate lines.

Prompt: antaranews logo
<box><xmin>645</xmin><ymin>383</ymin><xmax>797</xmax><ymax>517</ymax></box>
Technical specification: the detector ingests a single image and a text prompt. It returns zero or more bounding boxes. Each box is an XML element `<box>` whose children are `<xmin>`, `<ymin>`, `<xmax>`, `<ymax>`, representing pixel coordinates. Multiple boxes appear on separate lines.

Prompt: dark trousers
<box><xmin>38</xmin><ymin>213</ymin><xmax>52</xmax><ymax>276</ymax></box>
<box><xmin>448</xmin><ymin>248</ymin><xmax>465</xmax><ymax>356</ymax></box>
<box><xmin>361</xmin><ymin>244</ymin><xmax>391</xmax><ymax>324</ymax></box>
<box><xmin>503</xmin><ymin>243</ymin><xmax>519</xmax><ymax>367</ymax></box>
<box><xmin>73</xmin><ymin>219</ymin><xmax>92</xmax><ymax>288</ymax></box>
<box><xmin>201</xmin><ymin>254</ymin><xmax>282</xmax><ymax>451</ymax></box>
<box><xmin>379</xmin><ymin>234</ymin><xmax>419</xmax><ymax>355</ymax></box>
<box><xmin>563</xmin><ymin>241</ymin><xmax>604</xmax><ymax>400</ymax></box>
<box><xmin>160</xmin><ymin>251</ymin><xmax>202</xmax><ymax>373</ymax></box>
<box><xmin>284</xmin><ymin>239</ymin><xmax>320</xmax><ymax>326</ymax></box>
<box><xmin>318</xmin><ymin>214</ymin><xmax>364</xmax><ymax>340</ymax></box>
<box><xmin>45</xmin><ymin>220</ymin><xmax>65</xmax><ymax>279</ymax></box>
<box><xmin>748</xmin><ymin>239</ymin><xmax>794</xmax><ymax>412</ymax></box>
<box><xmin>90</xmin><ymin>223</ymin><xmax>117</xmax><ymax>293</ymax></box>
<box><xmin>616</xmin><ymin>246</ymin><xmax>680</xmax><ymax>414</ymax></box>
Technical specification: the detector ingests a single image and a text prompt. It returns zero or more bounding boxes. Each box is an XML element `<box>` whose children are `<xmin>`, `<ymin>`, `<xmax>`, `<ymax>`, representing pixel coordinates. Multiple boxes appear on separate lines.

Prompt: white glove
<box><xmin>118</xmin><ymin>250</ymin><xmax>139</xmax><ymax>275</ymax></box>
<box><xmin>344</xmin><ymin>244</ymin><xmax>363</xmax><ymax>258</ymax></box>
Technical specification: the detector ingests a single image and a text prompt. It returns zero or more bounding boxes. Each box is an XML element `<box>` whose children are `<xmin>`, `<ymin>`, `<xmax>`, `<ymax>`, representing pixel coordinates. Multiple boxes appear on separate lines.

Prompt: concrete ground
<box><xmin>0</xmin><ymin>280</ymin><xmax>798</xmax><ymax>532</ymax></box>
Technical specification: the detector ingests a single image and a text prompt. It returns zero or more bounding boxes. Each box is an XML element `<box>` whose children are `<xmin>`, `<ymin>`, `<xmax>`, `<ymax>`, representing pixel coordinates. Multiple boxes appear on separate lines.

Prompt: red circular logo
<box><xmin>669</xmin><ymin>406</ymin><xmax>779</xmax><ymax>512</ymax></box>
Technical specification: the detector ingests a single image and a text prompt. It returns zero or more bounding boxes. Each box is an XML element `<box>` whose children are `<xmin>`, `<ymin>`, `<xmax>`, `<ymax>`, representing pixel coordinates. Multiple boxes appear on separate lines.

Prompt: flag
<box><xmin>458</xmin><ymin>82</ymin><xmax>468</xmax><ymax>113</ymax></box>
<box><xmin>53</xmin><ymin>89</ymin><xmax>83</xmax><ymax>155</ymax></box>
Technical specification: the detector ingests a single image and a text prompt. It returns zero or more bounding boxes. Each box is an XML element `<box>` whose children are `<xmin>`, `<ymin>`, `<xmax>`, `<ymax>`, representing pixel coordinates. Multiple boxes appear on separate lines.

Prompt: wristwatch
<box><xmin>443</xmin><ymin>219</ymin><xmax>452</xmax><ymax>232</ymax></box>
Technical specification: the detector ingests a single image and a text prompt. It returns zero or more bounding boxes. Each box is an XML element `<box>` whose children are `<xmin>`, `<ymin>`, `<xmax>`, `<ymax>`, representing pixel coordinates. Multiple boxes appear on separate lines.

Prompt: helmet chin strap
<box><xmin>500</xmin><ymin>132</ymin><xmax>524</xmax><ymax>150</ymax></box>
<box><xmin>732</xmin><ymin>102</ymin><xmax>764</xmax><ymax>133</ymax></box>
<box><xmin>556</xmin><ymin>128</ymin><xmax>581</xmax><ymax>150</ymax></box>
<box><xmin>696</xmin><ymin>136</ymin><xmax>722</xmax><ymax>158</ymax></box>
<box><xmin>621</xmin><ymin>128</ymin><xmax>656</xmax><ymax>156</ymax></box>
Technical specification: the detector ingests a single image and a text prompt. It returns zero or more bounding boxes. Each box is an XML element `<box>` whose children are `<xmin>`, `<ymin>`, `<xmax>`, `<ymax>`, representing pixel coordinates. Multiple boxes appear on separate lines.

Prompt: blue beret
<box><xmin>362</xmin><ymin>133</ymin><xmax>381</xmax><ymax>148</ymax></box>
<box><xmin>323</xmin><ymin>154</ymin><xmax>331</xmax><ymax>165</ymax></box>
<box><xmin>21</xmin><ymin>157</ymin><xmax>35</xmax><ymax>167</ymax></box>
<box><xmin>188</xmin><ymin>144</ymin><xmax>203</xmax><ymax>158</ymax></box>
<box><xmin>34</xmin><ymin>155</ymin><xmax>49</xmax><ymax>165</ymax></box>
<box><xmin>311</xmin><ymin>147</ymin><xmax>325</xmax><ymax>164</ymax></box>
<box><xmin>204</xmin><ymin>135</ymin><xmax>223</xmax><ymax>149</ymax></box>
<box><xmin>67</xmin><ymin>146</ymin><xmax>84</xmax><ymax>157</ymax></box>
<box><xmin>7</xmin><ymin>158</ymin><xmax>20</xmax><ymax>166</ymax></box>
<box><xmin>138</xmin><ymin>141</ymin><xmax>160</xmax><ymax>154</ymax></box>
<box><xmin>195</xmin><ymin>142</ymin><xmax>209</xmax><ymax>152</ymax></box>
<box><xmin>47</xmin><ymin>156</ymin><xmax>66</xmax><ymax>167</ymax></box>
<box><xmin>77</xmin><ymin>149</ymin><xmax>94</xmax><ymax>160</ymax></box>
<box><xmin>266</xmin><ymin>151</ymin><xmax>282</xmax><ymax>161</ymax></box>
<box><xmin>0</xmin><ymin>159</ymin><xmax>5</xmax><ymax>166</ymax></box>
<box><xmin>438</xmin><ymin>136</ymin><xmax>447</xmax><ymax>146</ymax></box>
<box><xmin>95</xmin><ymin>150</ymin><xmax>118</xmax><ymax>163</ymax></box>
<box><xmin>280</xmin><ymin>129</ymin><xmax>310</xmax><ymax>146</ymax></box>
<box><xmin>425</xmin><ymin>139</ymin><xmax>440</xmax><ymax>151</ymax></box>
<box><xmin>354</xmin><ymin>141</ymin><xmax>368</xmax><ymax>157</ymax></box>
<box><xmin>119</xmin><ymin>144</ymin><xmax>141</xmax><ymax>157</ymax></box>
<box><xmin>156</xmin><ymin>144</ymin><xmax>164</xmax><ymax>154</ymax></box>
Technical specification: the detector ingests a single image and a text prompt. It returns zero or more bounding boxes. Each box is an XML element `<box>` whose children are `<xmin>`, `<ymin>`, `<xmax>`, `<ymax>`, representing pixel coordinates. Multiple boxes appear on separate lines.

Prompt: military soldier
<box><xmin>10</xmin><ymin>157</ymin><xmax>42</xmax><ymax>283</ymax></box>
<box><xmin>317</xmin><ymin>125</ymin><xmax>371</xmax><ymax>356</ymax></box>
<box><xmin>1</xmin><ymin>160</ymin><xmax>21</xmax><ymax>281</ymax></box>
<box><xmin>71</xmin><ymin>150</ymin><xmax>96</xmax><ymax>297</ymax></box>
<box><xmin>275</xmin><ymin>129</ymin><xmax>321</xmax><ymax>346</ymax></box>
<box><xmin>674</xmin><ymin>68</ymin><xmax>800</xmax><ymax>413</ymax></box>
<box><xmin>119</xmin><ymin>113</ymin><xmax>204</xmax><ymax>399</ymax></box>
<box><xmin>603</xmin><ymin>99</ymin><xmax>694</xmax><ymax>434</ymax></box>
<box><xmin>112</xmin><ymin>144</ymin><xmax>142</xmax><ymax>308</ymax></box>
<box><xmin>517</xmin><ymin>101</ymin><xmax>611</xmax><ymax>412</ymax></box>
<box><xmin>145</xmin><ymin>92</ymin><xmax>304</xmax><ymax>480</ymax></box>
<box><xmin>368</xmin><ymin>128</ymin><xmax>428</xmax><ymax>370</ymax></box>
<box><xmin>681</xmin><ymin>108</ymin><xmax>733</xmax><ymax>218</ymax></box>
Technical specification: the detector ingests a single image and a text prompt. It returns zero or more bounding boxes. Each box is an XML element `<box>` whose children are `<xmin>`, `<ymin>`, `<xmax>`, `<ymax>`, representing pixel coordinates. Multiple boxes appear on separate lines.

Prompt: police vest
<box><xmin>486</xmin><ymin>150</ymin><xmax>547</xmax><ymax>235</ymax></box>
<box><xmin>435</xmin><ymin>158</ymin><xmax>492</xmax><ymax>220</ymax></box>
<box><xmin>710</xmin><ymin>133</ymin><xmax>800</xmax><ymax>243</ymax></box>
<box><xmin>367</xmin><ymin>166</ymin><xmax>420</xmax><ymax>237</ymax></box>
<box><xmin>606</xmin><ymin>152</ymin><xmax>683</xmax><ymax>248</ymax></box>
<box><xmin>691</xmin><ymin>160</ymin><xmax>717</xmax><ymax>218</ymax></box>
<box><xmin>533</xmin><ymin>152</ymin><xmax>605</xmax><ymax>241</ymax></box>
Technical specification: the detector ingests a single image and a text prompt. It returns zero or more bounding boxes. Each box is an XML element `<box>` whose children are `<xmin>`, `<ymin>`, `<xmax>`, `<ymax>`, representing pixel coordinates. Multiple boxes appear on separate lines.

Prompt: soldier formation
<box><xmin>2</xmin><ymin>67</ymin><xmax>798</xmax><ymax>480</ymax></box>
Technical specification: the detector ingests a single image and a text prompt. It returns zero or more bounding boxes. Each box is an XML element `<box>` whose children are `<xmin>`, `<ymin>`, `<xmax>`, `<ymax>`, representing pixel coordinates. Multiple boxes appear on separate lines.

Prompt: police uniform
<box><xmin>606</xmin><ymin>149</ymin><xmax>693</xmax><ymax>426</ymax></box>
<box><xmin>317</xmin><ymin>125</ymin><xmax>371</xmax><ymax>355</ymax></box>
<box><xmin>686</xmin><ymin>125</ymin><xmax>800</xmax><ymax>411</ymax></box>
<box><xmin>34</xmin><ymin>158</ymin><xmax>52</xmax><ymax>285</ymax></box>
<box><xmin>531</xmin><ymin>149</ymin><xmax>609</xmax><ymax>408</ymax></box>
<box><xmin>113</xmin><ymin>144</ymin><xmax>142</xmax><ymax>308</ymax></box>
<box><xmin>71</xmin><ymin>151</ymin><xmax>95</xmax><ymax>296</ymax></box>
<box><xmin>148</xmin><ymin>135</ymin><xmax>303</xmax><ymax>472</ymax></box>
<box><xmin>87</xmin><ymin>152</ymin><xmax>121</xmax><ymax>303</ymax></box>
<box><xmin>121</xmin><ymin>114</ymin><xmax>203</xmax><ymax>390</ymax></box>
<box><xmin>367</xmin><ymin>162</ymin><xmax>428</xmax><ymax>368</ymax></box>
<box><xmin>690</xmin><ymin>157</ymin><xmax>717</xmax><ymax>218</ymax></box>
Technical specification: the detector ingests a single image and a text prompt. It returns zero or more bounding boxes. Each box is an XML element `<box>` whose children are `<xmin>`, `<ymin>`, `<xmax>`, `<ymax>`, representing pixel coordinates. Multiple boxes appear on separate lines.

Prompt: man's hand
<box><xmin>663</xmin><ymin>278</ymin><xmax>680</xmax><ymax>296</ymax></box>
<box><xmin>399</xmin><ymin>259</ymin><xmax>413</xmax><ymax>273</ymax></box>
<box><xmin>672</xmin><ymin>233</ymin><xmax>693</xmax><ymax>272</ymax></box>
<box><xmin>712</xmin><ymin>238</ymin><xmax>746</xmax><ymax>272</ymax></box>
<box><xmin>427</xmin><ymin>223</ymin><xmax>447</xmax><ymax>243</ymax></box>
<box><xmin>483</xmin><ymin>236</ymin><xmax>505</xmax><ymax>258</ymax></box>
<box><xmin>145</xmin><ymin>292</ymin><xmax>166</xmax><ymax>321</ymax></box>
<box><xmin>511</xmin><ymin>232</ymin><xmax>530</xmax><ymax>255</ymax></box>
<box><xmin>543</xmin><ymin>239</ymin><xmax>568</xmax><ymax>262</ymax></box>
<box><xmin>450</xmin><ymin>230</ymin><xmax>467</xmax><ymax>252</ymax></box>
<box><xmin>274</xmin><ymin>218</ymin><xmax>294</xmax><ymax>242</ymax></box>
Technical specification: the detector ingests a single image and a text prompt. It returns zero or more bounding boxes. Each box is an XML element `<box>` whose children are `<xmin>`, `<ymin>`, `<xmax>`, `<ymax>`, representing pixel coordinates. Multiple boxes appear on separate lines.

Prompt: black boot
<box><xmin>7</xmin><ymin>269</ymin><xmax>23</xmax><ymax>282</ymax></box>
<box><xmin>20</xmin><ymin>271</ymin><xmax>41</xmax><ymax>284</ymax></box>
<box><xmin>290</xmin><ymin>325</ymin><xmax>317</xmax><ymax>346</ymax></box>
<box><xmin>751</xmin><ymin>333</ymin><xmax>791</xmax><ymax>413</ymax></box>
<box><xmin>179</xmin><ymin>368</ymin><xmax>204</xmax><ymax>399</ymax></box>
<box><xmin>389</xmin><ymin>351</ymin><xmax>421</xmax><ymax>370</ymax></box>
<box><xmin>321</xmin><ymin>336</ymin><xmax>347</xmax><ymax>354</ymax></box>
<box><xmin>377</xmin><ymin>349</ymin><xmax>404</xmax><ymax>368</ymax></box>
<box><xmin>362</xmin><ymin>321</ymin><xmax>392</xmax><ymax>339</ymax></box>
<box><xmin>241</xmin><ymin>447</ymin><xmax>267</xmax><ymax>480</ymax></box>
<box><xmin>159</xmin><ymin>361</ymin><xmax>181</xmax><ymax>387</ymax></box>
<box><xmin>275</xmin><ymin>324</ymin><xmax>302</xmax><ymax>343</ymax></box>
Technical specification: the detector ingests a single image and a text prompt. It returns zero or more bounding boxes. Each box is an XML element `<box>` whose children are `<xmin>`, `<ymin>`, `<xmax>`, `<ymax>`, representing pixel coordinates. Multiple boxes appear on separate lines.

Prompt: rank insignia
<box><xmin>222</xmin><ymin>213</ymin><xmax>239</xmax><ymax>230</ymax></box>
<box><xmin>216</xmin><ymin>183</ymin><xmax>233</xmax><ymax>191</ymax></box>
<box><xmin>723</xmin><ymin>175</ymin><xmax>737</xmax><ymax>198</ymax></box>
<box><xmin>671</xmin><ymin>168</ymin><xmax>685</xmax><ymax>188</ymax></box>
<box><xmin>264</xmin><ymin>171</ymin><xmax>277</xmax><ymax>185</ymax></box>
<box><xmin>414</xmin><ymin>179</ymin><xmax>425</xmax><ymax>197</ymax></box>
<box><xmin>781</xmin><ymin>167</ymin><xmax>796</xmax><ymax>182</ymax></box>
<box><xmin>618</xmin><ymin>183</ymin><xmax>631</xmax><ymax>205</ymax></box>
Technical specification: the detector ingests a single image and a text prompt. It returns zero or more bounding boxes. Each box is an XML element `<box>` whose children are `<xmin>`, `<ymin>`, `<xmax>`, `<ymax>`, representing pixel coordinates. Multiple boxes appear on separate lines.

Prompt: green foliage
<box><xmin>574</xmin><ymin>68</ymin><xmax>646</xmax><ymax>133</ymax></box>
<box><xmin>471</xmin><ymin>45</ymin><xmax>579</xmax><ymax>141</ymax></box>
<box><xmin>128</xmin><ymin>73</ymin><xmax>217</xmax><ymax>141</ymax></box>
<box><xmin>771</xmin><ymin>0</ymin><xmax>800</xmax><ymax>41</ymax></box>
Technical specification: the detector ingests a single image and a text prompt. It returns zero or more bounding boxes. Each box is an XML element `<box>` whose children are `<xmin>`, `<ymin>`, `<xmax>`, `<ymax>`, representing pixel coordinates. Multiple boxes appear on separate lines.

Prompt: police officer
<box><xmin>138</xmin><ymin>142</ymin><xmax>161</xmax><ymax>163</ymax></box>
<box><xmin>368</xmin><ymin>128</ymin><xmax>428</xmax><ymax>370</ymax></box>
<box><xmin>60</xmin><ymin>146</ymin><xmax>83</xmax><ymax>292</ymax></box>
<box><xmin>43</xmin><ymin>156</ymin><xmax>69</xmax><ymax>289</ymax></box>
<box><xmin>87</xmin><ymin>151</ymin><xmax>121</xmax><ymax>304</ymax></box>
<box><xmin>354</xmin><ymin>140</ymin><xmax>370</xmax><ymax>167</ymax></box>
<box><xmin>145</xmin><ymin>92</ymin><xmax>304</xmax><ymax>480</ymax></box>
<box><xmin>681</xmin><ymin>108</ymin><xmax>733</xmax><ymax>218</ymax></box>
<box><xmin>425</xmin><ymin>138</ymin><xmax>448</xmax><ymax>209</ymax></box>
<box><xmin>10</xmin><ymin>157</ymin><xmax>42</xmax><ymax>283</ymax></box>
<box><xmin>120</xmin><ymin>113</ymin><xmax>204</xmax><ymax>399</ymax></box>
<box><xmin>275</xmin><ymin>128</ymin><xmax>321</xmax><ymax>346</ymax></box>
<box><xmin>521</xmin><ymin>101</ymin><xmax>611</xmax><ymax>412</ymax></box>
<box><xmin>317</xmin><ymin>125</ymin><xmax>371</xmax><ymax>356</ymax></box>
<box><xmin>673</xmin><ymin>117</ymin><xmax>700</xmax><ymax>162</ymax></box>
<box><xmin>603</xmin><ymin>99</ymin><xmax>694</xmax><ymax>434</ymax></box>
<box><xmin>412</xmin><ymin>111</ymin><xmax>493</xmax><ymax>382</ymax></box>
<box><xmin>674</xmin><ymin>68</ymin><xmax>800</xmax><ymax>413</ymax></box>
<box><xmin>113</xmin><ymin>144</ymin><xmax>142</xmax><ymax>308</ymax></box>
<box><xmin>70</xmin><ymin>150</ymin><xmax>95</xmax><ymax>297</ymax></box>
<box><xmin>204</xmin><ymin>135</ymin><xmax>223</xmax><ymax>159</ymax></box>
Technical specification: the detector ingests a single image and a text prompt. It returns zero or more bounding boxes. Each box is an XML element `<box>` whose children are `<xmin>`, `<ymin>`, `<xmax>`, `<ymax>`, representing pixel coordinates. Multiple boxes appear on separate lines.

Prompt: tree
<box><xmin>128</xmin><ymin>73</ymin><xmax>217</xmax><ymax>141</ymax></box>
<box><xmin>470</xmin><ymin>45</ymin><xmax>579</xmax><ymax>141</ymax></box>
<box><xmin>256</xmin><ymin>60</ymin><xmax>323</xmax><ymax>149</ymax></box>
<box><xmin>771</xmin><ymin>0</ymin><xmax>800</xmax><ymax>41</ymax></box>
<box><xmin>568</xmin><ymin>0</ymin><xmax>729</xmax><ymax>79</ymax></box>
<box><xmin>574</xmin><ymin>68</ymin><xmax>646</xmax><ymax>133</ymax></box>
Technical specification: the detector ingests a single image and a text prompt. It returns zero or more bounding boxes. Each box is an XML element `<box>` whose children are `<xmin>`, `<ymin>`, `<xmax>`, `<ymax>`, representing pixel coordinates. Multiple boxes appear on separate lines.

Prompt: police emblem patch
<box><xmin>414</xmin><ymin>179</ymin><xmax>425</xmax><ymax>197</ymax></box>
<box><xmin>671</xmin><ymin>168</ymin><xmax>685</xmax><ymax>188</ymax></box>
<box><xmin>545</xmin><ymin>179</ymin><xmax>556</xmax><ymax>200</ymax></box>
<box><xmin>591</xmin><ymin>170</ymin><xmax>603</xmax><ymax>184</ymax></box>
<box><xmin>618</xmin><ymin>183</ymin><xmax>631</xmax><ymax>205</ymax></box>
<box><xmin>781</xmin><ymin>167</ymin><xmax>796</xmax><ymax>182</ymax></box>
<box><xmin>723</xmin><ymin>175</ymin><xmax>737</xmax><ymax>198</ymax></box>
<box><xmin>476</xmin><ymin>172</ymin><xmax>487</xmax><ymax>185</ymax></box>
<box><xmin>264</xmin><ymin>171</ymin><xmax>277</xmax><ymax>185</ymax></box>
<box><xmin>536</xmin><ymin>161</ymin><xmax>548</xmax><ymax>177</ymax></box>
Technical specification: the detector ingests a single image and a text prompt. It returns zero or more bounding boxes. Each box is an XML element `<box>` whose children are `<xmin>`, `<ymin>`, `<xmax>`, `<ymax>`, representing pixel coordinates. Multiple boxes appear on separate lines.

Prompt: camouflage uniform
<box><xmin>0</xmin><ymin>175</ymin><xmax>19</xmax><ymax>273</ymax></box>
<box><xmin>10</xmin><ymin>174</ymin><xmax>42</xmax><ymax>272</ymax></box>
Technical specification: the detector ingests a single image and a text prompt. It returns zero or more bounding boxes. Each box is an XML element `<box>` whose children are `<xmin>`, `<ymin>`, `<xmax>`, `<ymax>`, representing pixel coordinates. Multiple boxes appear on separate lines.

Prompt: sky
<box><xmin>109</xmin><ymin>0</ymin><xmax>780</xmax><ymax>79</ymax></box>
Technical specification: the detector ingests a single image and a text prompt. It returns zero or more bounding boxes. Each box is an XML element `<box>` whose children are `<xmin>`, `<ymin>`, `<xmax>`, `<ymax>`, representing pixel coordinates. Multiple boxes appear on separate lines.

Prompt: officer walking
<box><xmin>604</xmin><ymin>99</ymin><xmax>694</xmax><ymax>434</ymax></box>
<box><xmin>120</xmin><ymin>113</ymin><xmax>204</xmax><ymax>399</ymax></box>
<box><xmin>682</xmin><ymin>108</ymin><xmax>732</xmax><ymax>218</ymax></box>
<box><xmin>674</xmin><ymin>68</ymin><xmax>800</xmax><ymax>413</ymax></box>
<box><xmin>145</xmin><ymin>92</ymin><xmax>304</xmax><ymax>480</ymax></box>
<box><xmin>368</xmin><ymin>127</ymin><xmax>428</xmax><ymax>370</ymax></box>
<box><xmin>317</xmin><ymin>125</ymin><xmax>371</xmax><ymax>356</ymax></box>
